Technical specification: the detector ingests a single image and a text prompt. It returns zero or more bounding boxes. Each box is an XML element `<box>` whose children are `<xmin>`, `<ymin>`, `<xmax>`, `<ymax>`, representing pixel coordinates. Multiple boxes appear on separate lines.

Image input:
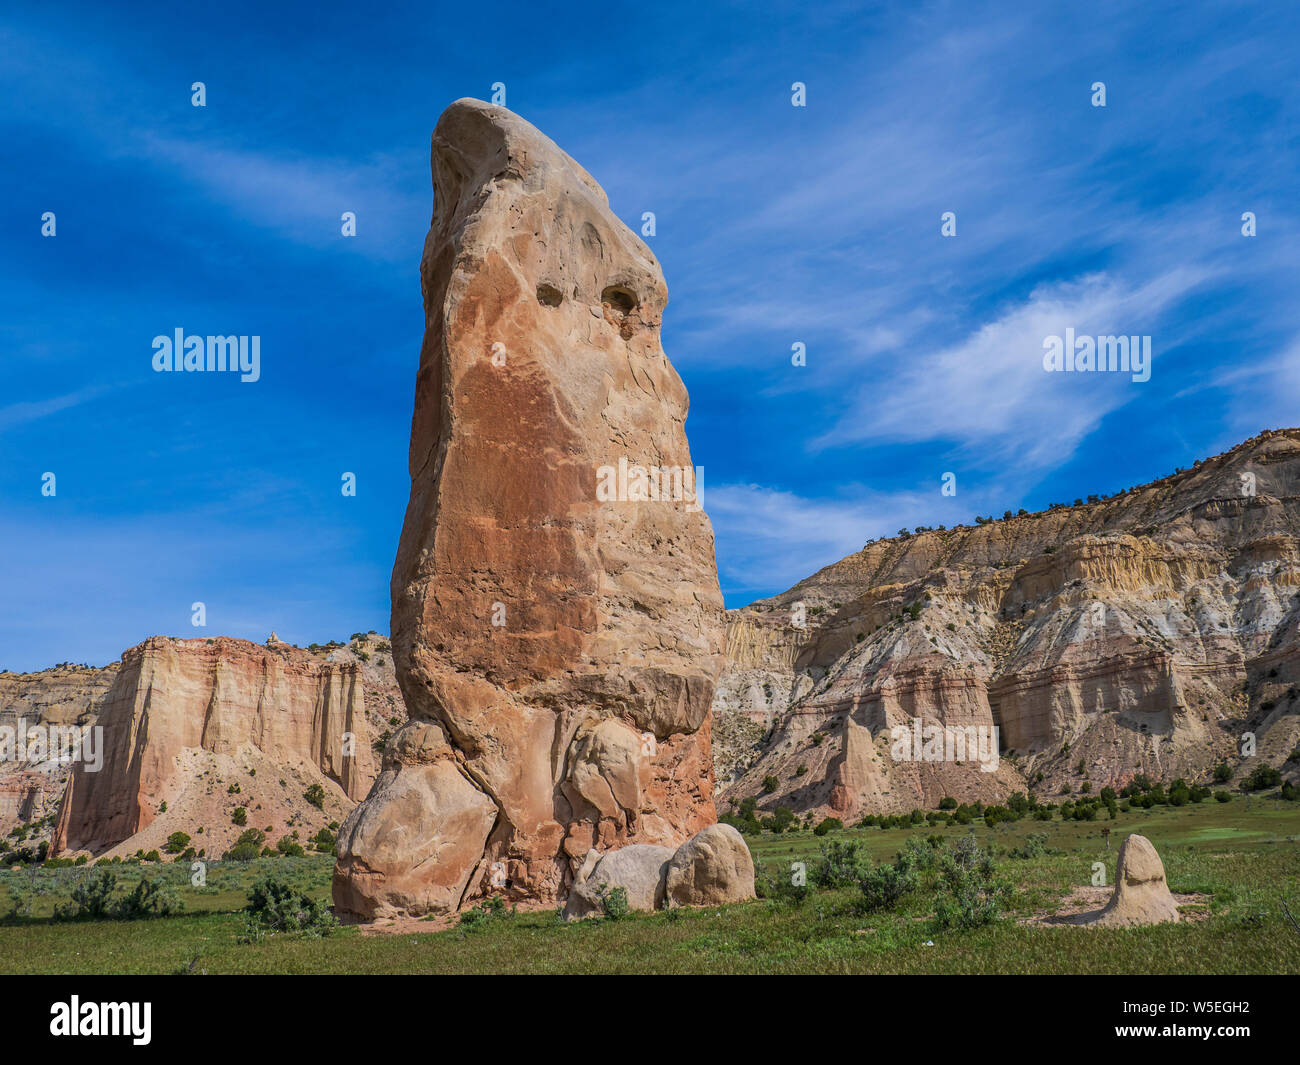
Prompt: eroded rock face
<box><xmin>1088</xmin><ymin>833</ymin><xmax>1180</xmax><ymax>927</ymax></box>
<box><xmin>332</xmin><ymin>99</ymin><xmax>724</xmax><ymax>919</ymax></box>
<box><xmin>333</xmin><ymin>723</ymin><xmax>497</xmax><ymax>919</ymax></box>
<box><xmin>51</xmin><ymin>636</ymin><xmax>397</xmax><ymax>858</ymax></box>
<box><xmin>0</xmin><ymin>662</ymin><xmax>116</xmax><ymax>844</ymax></box>
<box><xmin>716</xmin><ymin>429</ymin><xmax>1300</xmax><ymax>818</ymax></box>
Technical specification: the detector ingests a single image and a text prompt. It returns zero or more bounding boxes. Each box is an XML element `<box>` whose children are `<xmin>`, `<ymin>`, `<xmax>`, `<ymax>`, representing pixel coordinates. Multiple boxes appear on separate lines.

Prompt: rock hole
<box><xmin>600</xmin><ymin>285</ymin><xmax>637</xmax><ymax>316</ymax></box>
<box><xmin>536</xmin><ymin>282</ymin><xmax>564</xmax><ymax>308</ymax></box>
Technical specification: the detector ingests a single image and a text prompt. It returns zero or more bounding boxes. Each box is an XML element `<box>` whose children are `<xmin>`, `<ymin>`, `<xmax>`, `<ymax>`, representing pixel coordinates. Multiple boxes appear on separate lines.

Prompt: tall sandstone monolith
<box><xmin>332</xmin><ymin>100</ymin><xmax>725</xmax><ymax>920</ymax></box>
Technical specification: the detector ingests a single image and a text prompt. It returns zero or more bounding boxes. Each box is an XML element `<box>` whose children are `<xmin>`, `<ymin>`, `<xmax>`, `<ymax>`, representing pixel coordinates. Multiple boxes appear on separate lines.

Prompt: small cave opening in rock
<box><xmin>536</xmin><ymin>282</ymin><xmax>564</xmax><ymax>307</ymax></box>
<box><xmin>600</xmin><ymin>285</ymin><xmax>637</xmax><ymax>316</ymax></box>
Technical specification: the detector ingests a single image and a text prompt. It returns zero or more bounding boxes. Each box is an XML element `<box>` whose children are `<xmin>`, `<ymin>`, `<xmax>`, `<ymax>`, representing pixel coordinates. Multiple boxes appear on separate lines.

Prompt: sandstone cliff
<box><xmin>0</xmin><ymin>663</ymin><xmax>116</xmax><ymax>845</ymax></box>
<box><xmin>47</xmin><ymin>634</ymin><xmax>402</xmax><ymax>858</ymax></box>
<box><xmin>715</xmin><ymin>429</ymin><xmax>1300</xmax><ymax>818</ymax></box>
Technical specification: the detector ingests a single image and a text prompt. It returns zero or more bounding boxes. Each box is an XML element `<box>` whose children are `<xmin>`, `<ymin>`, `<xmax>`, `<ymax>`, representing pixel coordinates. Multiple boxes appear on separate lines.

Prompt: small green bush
<box><xmin>164</xmin><ymin>831</ymin><xmax>191</xmax><ymax>854</ymax></box>
<box><xmin>595</xmin><ymin>884</ymin><xmax>630</xmax><ymax>920</ymax></box>
<box><xmin>857</xmin><ymin>861</ymin><xmax>917</xmax><ymax>912</ymax></box>
<box><xmin>1242</xmin><ymin>765</ymin><xmax>1282</xmax><ymax>791</ymax></box>
<box><xmin>813</xmin><ymin>840</ymin><xmax>865</xmax><ymax>888</ymax></box>
<box><xmin>240</xmin><ymin>875</ymin><xmax>336</xmax><ymax>941</ymax></box>
<box><xmin>459</xmin><ymin>895</ymin><xmax>512</xmax><ymax>932</ymax></box>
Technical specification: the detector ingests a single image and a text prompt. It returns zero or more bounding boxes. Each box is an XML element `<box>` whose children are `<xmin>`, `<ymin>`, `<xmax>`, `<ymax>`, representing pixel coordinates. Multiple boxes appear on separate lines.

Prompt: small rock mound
<box><xmin>1087</xmin><ymin>833</ymin><xmax>1180</xmax><ymax>927</ymax></box>
<box><xmin>563</xmin><ymin>824</ymin><xmax>755</xmax><ymax>920</ymax></box>
<box><xmin>562</xmin><ymin>844</ymin><xmax>676</xmax><ymax>920</ymax></box>
<box><xmin>665</xmin><ymin>823</ymin><xmax>756</xmax><ymax>907</ymax></box>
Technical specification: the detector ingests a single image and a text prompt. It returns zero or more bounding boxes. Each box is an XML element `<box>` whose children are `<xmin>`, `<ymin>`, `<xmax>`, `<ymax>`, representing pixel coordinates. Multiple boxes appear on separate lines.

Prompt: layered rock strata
<box><xmin>51</xmin><ymin>635</ymin><xmax>398</xmax><ymax>857</ymax></box>
<box><xmin>716</xmin><ymin>429</ymin><xmax>1300</xmax><ymax>818</ymax></box>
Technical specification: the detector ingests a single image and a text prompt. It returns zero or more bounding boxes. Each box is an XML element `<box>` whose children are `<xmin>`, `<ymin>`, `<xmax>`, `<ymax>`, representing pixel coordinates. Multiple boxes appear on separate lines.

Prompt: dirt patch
<box><xmin>355</xmin><ymin>897</ymin><xmax>558</xmax><ymax>936</ymax></box>
<box><xmin>1020</xmin><ymin>884</ymin><xmax>1212</xmax><ymax>927</ymax></box>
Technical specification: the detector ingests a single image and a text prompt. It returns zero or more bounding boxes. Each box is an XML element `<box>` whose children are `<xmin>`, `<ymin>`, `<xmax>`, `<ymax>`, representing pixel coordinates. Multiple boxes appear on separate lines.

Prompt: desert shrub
<box><xmin>54</xmin><ymin>869</ymin><xmax>117</xmax><ymax>920</ymax></box>
<box><xmin>813</xmin><ymin>817</ymin><xmax>843</xmax><ymax>837</ymax></box>
<box><xmin>595</xmin><ymin>883</ymin><xmax>630</xmax><ymax>920</ymax></box>
<box><xmin>813</xmin><ymin>840</ymin><xmax>865</xmax><ymax>888</ymax></box>
<box><xmin>755</xmin><ymin>859</ymin><xmax>809</xmax><ymax>905</ymax></box>
<box><xmin>303</xmin><ymin>784</ymin><xmax>326</xmax><ymax>809</ymax></box>
<box><xmin>224</xmin><ymin>828</ymin><xmax>268</xmax><ymax>862</ymax></box>
<box><xmin>931</xmin><ymin>834</ymin><xmax>1009</xmax><ymax>931</ymax></box>
<box><xmin>722</xmin><ymin>797</ymin><xmax>763</xmax><ymax>835</ymax></box>
<box><xmin>760</xmin><ymin>807</ymin><xmax>796</xmax><ymax>833</ymax></box>
<box><xmin>231</xmin><ymin>807</ymin><xmax>247</xmax><ymax>826</ymax></box>
<box><xmin>459</xmin><ymin>895</ymin><xmax>512</xmax><ymax>932</ymax></box>
<box><xmin>857</xmin><ymin>861</ymin><xmax>917</xmax><ymax>913</ymax></box>
<box><xmin>276</xmin><ymin>836</ymin><xmax>306</xmax><ymax>857</ymax></box>
<box><xmin>1242</xmin><ymin>764</ymin><xmax>1282</xmax><ymax>791</ymax></box>
<box><xmin>114</xmin><ymin>877</ymin><xmax>181</xmax><ymax>919</ymax></box>
<box><xmin>164</xmin><ymin>831</ymin><xmax>191</xmax><ymax>854</ymax></box>
<box><xmin>1008</xmin><ymin>833</ymin><xmax>1048</xmax><ymax>860</ymax></box>
<box><xmin>1213</xmin><ymin>762</ymin><xmax>1233</xmax><ymax>783</ymax></box>
<box><xmin>240</xmin><ymin>875</ymin><xmax>336</xmax><ymax>941</ymax></box>
<box><xmin>54</xmin><ymin>870</ymin><xmax>180</xmax><ymax>921</ymax></box>
<box><xmin>719</xmin><ymin>812</ymin><xmax>762</xmax><ymax>836</ymax></box>
<box><xmin>895</xmin><ymin>835</ymin><xmax>941</xmax><ymax>874</ymax></box>
<box><xmin>1214</xmin><ymin>790</ymin><xmax>1232</xmax><ymax>803</ymax></box>
<box><xmin>761</xmin><ymin>776</ymin><xmax>779</xmax><ymax>794</ymax></box>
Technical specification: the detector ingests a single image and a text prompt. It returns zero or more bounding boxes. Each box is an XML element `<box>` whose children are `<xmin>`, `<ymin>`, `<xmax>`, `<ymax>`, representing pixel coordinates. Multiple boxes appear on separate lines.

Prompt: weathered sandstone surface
<box><xmin>333</xmin><ymin>99</ymin><xmax>725</xmax><ymax>920</ymax></box>
<box><xmin>49</xmin><ymin>634</ymin><xmax>402</xmax><ymax>858</ymax></box>
<box><xmin>664</xmin><ymin>822</ymin><xmax>756</xmax><ymax>907</ymax></box>
<box><xmin>716</xmin><ymin>429</ymin><xmax>1300</xmax><ymax>818</ymax></box>
<box><xmin>562</xmin><ymin>823</ymin><xmax>755</xmax><ymax>919</ymax></box>
<box><xmin>0</xmin><ymin>663</ymin><xmax>116</xmax><ymax>844</ymax></box>
<box><xmin>562</xmin><ymin>843</ymin><xmax>676</xmax><ymax>920</ymax></box>
<box><xmin>1086</xmin><ymin>833</ymin><xmax>1180</xmax><ymax>927</ymax></box>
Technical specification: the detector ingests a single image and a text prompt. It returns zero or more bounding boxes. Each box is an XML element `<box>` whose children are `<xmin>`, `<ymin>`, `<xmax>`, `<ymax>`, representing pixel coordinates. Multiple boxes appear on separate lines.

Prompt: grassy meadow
<box><xmin>1</xmin><ymin>798</ymin><xmax>1298</xmax><ymax>974</ymax></box>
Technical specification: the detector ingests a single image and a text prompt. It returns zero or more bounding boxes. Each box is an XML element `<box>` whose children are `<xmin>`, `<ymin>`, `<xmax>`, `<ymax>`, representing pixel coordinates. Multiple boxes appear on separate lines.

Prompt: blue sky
<box><xmin>2</xmin><ymin>0</ymin><xmax>1297</xmax><ymax>671</ymax></box>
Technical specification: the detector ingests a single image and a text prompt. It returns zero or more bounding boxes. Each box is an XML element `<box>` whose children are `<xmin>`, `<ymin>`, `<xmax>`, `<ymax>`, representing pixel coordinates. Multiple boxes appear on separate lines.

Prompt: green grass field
<box><xmin>2</xmin><ymin>799</ymin><xmax>1298</xmax><ymax>974</ymax></box>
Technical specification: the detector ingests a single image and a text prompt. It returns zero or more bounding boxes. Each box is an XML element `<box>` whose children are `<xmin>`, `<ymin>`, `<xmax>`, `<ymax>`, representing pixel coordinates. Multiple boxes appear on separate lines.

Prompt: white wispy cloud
<box><xmin>811</xmin><ymin>268</ymin><xmax>1212</xmax><ymax>469</ymax></box>
<box><xmin>0</xmin><ymin>386</ymin><xmax>108</xmax><ymax>433</ymax></box>
<box><xmin>708</xmin><ymin>482</ymin><xmax>939</xmax><ymax>596</ymax></box>
<box><xmin>136</xmin><ymin>135</ymin><xmax>426</xmax><ymax>259</ymax></box>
